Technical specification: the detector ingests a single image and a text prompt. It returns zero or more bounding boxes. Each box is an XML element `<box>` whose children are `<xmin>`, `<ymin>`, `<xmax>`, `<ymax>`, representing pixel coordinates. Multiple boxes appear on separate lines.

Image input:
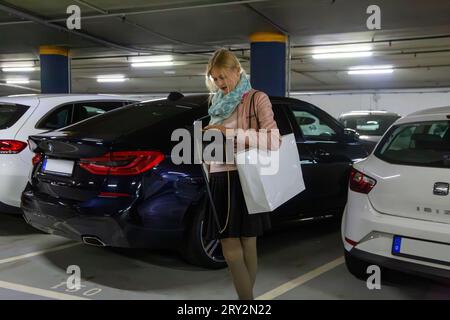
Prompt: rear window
<box><xmin>60</xmin><ymin>101</ymin><xmax>197</xmax><ymax>135</ymax></box>
<box><xmin>0</xmin><ymin>104</ymin><xmax>29</xmax><ymax>130</ymax></box>
<box><xmin>340</xmin><ymin>115</ymin><xmax>400</xmax><ymax>136</ymax></box>
<box><xmin>375</xmin><ymin>120</ymin><xmax>450</xmax><ymax>168</ymax></box>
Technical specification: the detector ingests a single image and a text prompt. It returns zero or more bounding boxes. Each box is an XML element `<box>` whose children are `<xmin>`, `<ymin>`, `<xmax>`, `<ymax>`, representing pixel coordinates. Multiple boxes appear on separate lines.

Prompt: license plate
<box><xmin>42</xmin><ymin>158</ymin><xmax>74</xmax><ymax>176</ymax></box>
<box><xmin>392</xmin><ymin>235</ymin><xmax>450</xmax><ymax>265</ymax></box>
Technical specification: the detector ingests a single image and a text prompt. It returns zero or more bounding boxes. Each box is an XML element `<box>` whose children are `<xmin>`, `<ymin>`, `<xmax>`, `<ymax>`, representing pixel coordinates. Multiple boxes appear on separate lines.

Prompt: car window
<box><xmin>271</xmin><ymin>105</ymin><xmax>293</xmax><ymax>136</ymax></box>
<box><xmin>0</xmin><ymin>104</ymin><xmax>29</xmax><ymax>129</ymax></box>
<box><xmin>340</xmin><ymin>115</ymin><xmax>400</xmax><ymax>136</ymax></box>
<box><xmin>72</xmin><ymin>101</ymin><xmax>126</xmax><ymax>124</ymax></box>
<box><xmin>290</xmin><ymin>108</ymin><xmax>337</xmax><ymax>141</ymax></box>
<box><xmin>60</xmin><ymin>101</ymin><xmax>196</xmax><ymax>136</ymax></box>
<box><xmin>37</xmin><ymin>104</ymin><xmax>73</xmax><ymax>130</ymax></box>
<box><xmin>375</xmin><ymin>120</ymin><xmax>450</xmax><ymax>168</ymax></box>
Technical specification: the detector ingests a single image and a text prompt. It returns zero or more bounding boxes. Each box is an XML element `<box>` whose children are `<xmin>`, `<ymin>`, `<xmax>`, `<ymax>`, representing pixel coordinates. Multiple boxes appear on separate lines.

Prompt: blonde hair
<box><xmin>205</xmin><ymin>49</ymin><xmax>246</xmax><ymax>93</ymax></box>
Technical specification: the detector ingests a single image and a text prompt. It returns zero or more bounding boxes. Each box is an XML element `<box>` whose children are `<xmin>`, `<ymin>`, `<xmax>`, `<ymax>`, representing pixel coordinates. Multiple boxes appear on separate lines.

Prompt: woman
<box><xmin>203</xmin><ymin>49</ymin><xmax>280</xmax><ymax>300</ymax></box>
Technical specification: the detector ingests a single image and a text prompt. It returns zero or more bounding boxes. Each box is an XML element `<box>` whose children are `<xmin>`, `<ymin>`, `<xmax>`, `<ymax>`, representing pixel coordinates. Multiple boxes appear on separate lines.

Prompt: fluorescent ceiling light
<box><xmin>348</xmin><ymin>65</ymin><xmax>394</xmax><ymax>75</ymax></box>
<box><xmin>312</xmin><ymin>45</ymin><xmax>373</xmax><ymax>59</ymax></box>
<box><xmin>97</xmin><ymin>78</ymin><xmax>128</xmax><ymax>83</ymax></box>
<box><xmin>132</xmin><ymin>61</ymin><xmax>174</xmax><ymax>68</ymax></box>
<box><xmin>2</xmin><ymin>67</ymin><xmax>36</xmax><ymax>72</ymax></box>
<box><xmin>313</xmin><ymin>52</ymin><xmax>372</xmax><ymax>59</ymax></box>
<box><xmin>349</xmin><ymin>65</ymin><xmax>393</xmax><ymax>70</ymax></box>
<box><xmin>348</xmin><ymin>69</ymin><xmax>394</xmax><ymax>75</ymax></box>
<box><xmin>96</xmin><ymin>75</ymin><xmax>128</xmax><ymax>83</ymax></box>
<box><xmin>313</xmin><ymin>45</ymin><xmax>372</xmax><ymax>54</ymax></box>
<box><xmin>130</xmin><ymin>55</ymin><xmax>173</xmax><ymax>63</ymax></box>
<box><xmin>6</xmin><ymin>79</ymin><xmax>30</xmax><ymax>84</ymax></box>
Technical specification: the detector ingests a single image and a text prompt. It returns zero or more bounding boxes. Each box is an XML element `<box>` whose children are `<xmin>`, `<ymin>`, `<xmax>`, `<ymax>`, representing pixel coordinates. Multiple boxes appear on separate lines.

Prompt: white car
<box><xmin>342</xmin><ymin>106</ymin><xmax>450</xmax><ymax>281</ymax></box>
<box><xmin>0</xmin><ymin>94</ymin><xmax>140</xmax><ymax>214</ymax></box>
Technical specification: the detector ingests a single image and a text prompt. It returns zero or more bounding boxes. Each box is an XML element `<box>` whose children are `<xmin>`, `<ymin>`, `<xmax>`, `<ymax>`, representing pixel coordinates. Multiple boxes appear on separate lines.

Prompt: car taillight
<box><xmin>32</xmin><ymin>153</ymin><xmax>42</xmax><ymax>166</ymax></box>
<box><xmin>349</xmin><ymin>168</ymin><xmax>377</xmax><ymax>194</ymax></box>
<box><xmin>0</xmin><ymin>140</ymin><xmax>27</xmax><ymax>154</ymax></box>
<box><xmin>345</xmin><ymin>237</ymin><xmax>358</xmax><ymax>247</ymax></box>
<box><xmin>79</xmin><ymin>151</ymin><xmax>164</xmax><ymax>176</ymax></box>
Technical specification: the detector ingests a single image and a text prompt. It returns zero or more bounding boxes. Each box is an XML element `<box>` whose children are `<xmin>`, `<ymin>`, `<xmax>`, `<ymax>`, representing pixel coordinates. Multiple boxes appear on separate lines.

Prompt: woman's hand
<box><xmin>203</xmin><ymin>124</ymin><xmax>227</xmax><ymax>135</ymax></box>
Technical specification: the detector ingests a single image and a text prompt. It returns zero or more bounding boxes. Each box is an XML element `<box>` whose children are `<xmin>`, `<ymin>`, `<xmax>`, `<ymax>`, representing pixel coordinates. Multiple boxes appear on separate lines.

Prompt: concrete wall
<box><xmin>292</xmin><ymin>88</ymin><xmax>450</xmax><ymax>119</ymax></box>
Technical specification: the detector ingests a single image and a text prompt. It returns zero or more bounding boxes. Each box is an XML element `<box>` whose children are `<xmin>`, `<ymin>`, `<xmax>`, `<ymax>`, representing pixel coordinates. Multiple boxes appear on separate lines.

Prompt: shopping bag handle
<box><xmin>249</xmin><ymin>91</ymin><xmax>260</xmax><ymax>130</ymax></box>
<box><xmin>199</xmin><ymin>155</ymin><xmax>222</xmax><ymax>232</ymax></box>
<box><xmin>194</xmin><ymin>114</ymin><xmax>222</xmax><ymax>231</ymax></box>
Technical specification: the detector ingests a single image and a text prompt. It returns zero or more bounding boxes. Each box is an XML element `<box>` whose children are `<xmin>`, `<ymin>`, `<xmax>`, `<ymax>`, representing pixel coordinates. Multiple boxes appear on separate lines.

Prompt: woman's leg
<box><xmin>240</xmin><ymin>237</ymin><xmax>258</xmax><ymax>290</ymax></box>
<box><xmin>220</xmin><ymin>237</ymin><xmax>253</xmax><ymax>300</ymax></box>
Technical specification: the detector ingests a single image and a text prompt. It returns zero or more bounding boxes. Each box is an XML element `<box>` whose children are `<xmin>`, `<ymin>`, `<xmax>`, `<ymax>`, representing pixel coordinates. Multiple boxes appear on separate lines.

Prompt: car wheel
<box><xmin>344</xmin><ymin>250</ymin><xmax>371</xmax><ymax>280</ymax></box>
<box><xmin>182</xmin><ymin>201</ymin><xmax>227</xmax><ymax>269</ymax></box>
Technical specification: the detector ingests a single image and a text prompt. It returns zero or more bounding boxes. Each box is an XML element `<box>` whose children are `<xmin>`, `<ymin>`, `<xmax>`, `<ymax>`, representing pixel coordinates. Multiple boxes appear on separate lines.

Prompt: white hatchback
<box><xmin>342</xmin><ymin>106</ymin><xmax>450</xmax><ymax>281</ymax></box>
<box><xmin>0</xmin><ymin>94</ymin><xmax>139</xmax><ymax>213</ymax></box>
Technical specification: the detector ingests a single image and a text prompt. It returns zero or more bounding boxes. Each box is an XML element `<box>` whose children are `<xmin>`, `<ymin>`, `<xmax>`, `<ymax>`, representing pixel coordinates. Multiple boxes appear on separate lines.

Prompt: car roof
<box><xmin>406</xmin><ymin>106</ymin><xmax>450</xmax><ymax>117</ymax></box>
<box><xmin>339</xmin><ymin>110</ymin><xmax>400</xmax><ymax>117</ymax></box>
<box><xmin>0</xmin><ymin>94</ymin><xmax>140</xmax><ymax>104</ymax></box>
<box><xmin>391</xmin><ymin>105</ymin><xmax>450</xmax><ymax>125</ymax></box>
<box><xmin>152</xmin><ymin>93</ymin><xmax>315</xmax><ymax>109</ymax></box>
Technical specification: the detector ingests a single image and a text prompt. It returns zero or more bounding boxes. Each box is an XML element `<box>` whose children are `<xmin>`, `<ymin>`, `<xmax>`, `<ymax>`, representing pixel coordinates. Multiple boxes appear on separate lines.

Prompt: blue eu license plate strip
<box><xmin>392</xmin><ymin>235</ymin><xmax>402</xmax><ymax>254</ymax></box>
<box><xmin>42</xmin><ymin>159</ymin><xmax>47</xmax><ymax>171</ymax></box>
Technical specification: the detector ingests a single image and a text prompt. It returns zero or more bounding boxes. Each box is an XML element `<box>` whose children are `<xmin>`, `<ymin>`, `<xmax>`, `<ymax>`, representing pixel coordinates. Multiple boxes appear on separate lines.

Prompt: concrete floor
<box><xmin>0</xmin><ymin>212</ymin><xmax>448</xmax><ymax>300</ymax></box>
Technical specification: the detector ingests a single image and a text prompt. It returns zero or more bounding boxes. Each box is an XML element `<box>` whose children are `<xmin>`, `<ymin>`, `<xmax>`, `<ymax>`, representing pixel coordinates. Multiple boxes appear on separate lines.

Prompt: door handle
<box><xmin>314</xmin><ymin>149</ymin><xmax>331</xmax><ymax>157</ymax></box>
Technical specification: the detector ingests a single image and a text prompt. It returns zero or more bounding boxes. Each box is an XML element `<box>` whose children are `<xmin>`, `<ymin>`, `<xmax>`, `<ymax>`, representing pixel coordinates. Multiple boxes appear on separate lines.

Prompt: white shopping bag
<box><xmin>235</xmin><ymin>133</ymin><xmax>305</xmax><ymax>214</ymax></box>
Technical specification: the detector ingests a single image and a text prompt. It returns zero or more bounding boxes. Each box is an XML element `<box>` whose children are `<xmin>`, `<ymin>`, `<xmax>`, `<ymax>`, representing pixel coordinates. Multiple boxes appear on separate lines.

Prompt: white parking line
<box><xmin>0</xmin><ymin>242</ymin><xmax>81</xmax><ymax>265</ymax></box>
<box><xmin>0</xmin><ymin>280</ymin><xmax>89</xmax><ymax>300</ymax></box>
<box><xmin>256</xmin><ymin>256</ymin><xmax>345</xmax><ymax>300</ymax></box>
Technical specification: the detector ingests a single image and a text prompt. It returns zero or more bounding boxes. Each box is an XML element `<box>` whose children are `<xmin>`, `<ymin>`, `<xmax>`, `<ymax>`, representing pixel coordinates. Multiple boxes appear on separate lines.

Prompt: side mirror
<box><xmin>343</xmin><ymin>128</ymin><xmax>360</xmax><ymax>142</ymax></box>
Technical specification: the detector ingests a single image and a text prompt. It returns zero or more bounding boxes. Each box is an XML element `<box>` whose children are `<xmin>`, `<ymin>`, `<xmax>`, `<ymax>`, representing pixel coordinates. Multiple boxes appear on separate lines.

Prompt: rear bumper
<box><xmin>21</xmin><ymin>188</ymin><xmax>184</xmax><ymax>249</ymax></box>
<box><xmin>342</xmin><ymin>190</ymin><xmax>450</xmax><ymax>279</ymax></box>
<box><xmin>0</xmin><ymin>154</ymin><xmax>29</xmax><ymax>208</ymax></box>
<box><xmin>347</xmin><ymin>248</ymin><xmax>450</xmax><ymax>281</ymax></box>
<box><xmin>0</xmin><ymin>201</ymin><xmax>22</xmax><ymax>214</ymax></box>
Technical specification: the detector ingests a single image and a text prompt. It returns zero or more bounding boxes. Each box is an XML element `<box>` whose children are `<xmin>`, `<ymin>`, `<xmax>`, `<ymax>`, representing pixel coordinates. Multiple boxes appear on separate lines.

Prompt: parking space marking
<box><xmin>256</xmin><ymin>256</ymin><xmax>345</xmax><ymax>300</ymax></box>
<box><xmin>0</xmin><ymin>280</ymin><xmax>89</xmax><ymax>300</ymax></box>
<box><xmin>0</xmin><ymin>242</ymin><xmax>81</xmax><ymax>265</ymax></box>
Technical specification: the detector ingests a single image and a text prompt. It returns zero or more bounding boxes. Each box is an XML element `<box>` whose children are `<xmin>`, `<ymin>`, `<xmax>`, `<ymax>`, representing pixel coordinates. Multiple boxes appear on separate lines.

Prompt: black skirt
<box><xmin>205</xmin><ymin>170</ymin><xmax>272</xmax><ymax>241</ymax></box>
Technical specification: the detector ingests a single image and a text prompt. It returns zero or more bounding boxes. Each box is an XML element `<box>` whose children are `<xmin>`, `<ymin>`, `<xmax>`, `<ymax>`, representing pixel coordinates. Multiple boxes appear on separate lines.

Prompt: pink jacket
<box><xmin>207</xmin><ymin>89</ymin><xmax>281</xmax><ymax>173</ymax></box>
<box><xmin>232</xmin><ymin>89</ymin><xmax>281</xmax><ymax>151</ymax></box>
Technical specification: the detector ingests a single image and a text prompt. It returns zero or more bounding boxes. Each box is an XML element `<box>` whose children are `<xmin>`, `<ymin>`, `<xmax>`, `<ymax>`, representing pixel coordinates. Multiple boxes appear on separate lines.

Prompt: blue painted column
<box><xmin>249</xmin><ymin>32</ymin><xmax>287</xmax><ymax>97</ymax></box>
<box><xmin>39</xmin><ymin>46</ymin><xmax>70</xmax><ymax>93</ymax></box>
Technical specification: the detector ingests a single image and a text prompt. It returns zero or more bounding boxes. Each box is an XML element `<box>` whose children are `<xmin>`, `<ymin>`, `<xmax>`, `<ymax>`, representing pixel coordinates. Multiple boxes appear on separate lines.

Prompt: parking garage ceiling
<box><xmin>0</xmin><ymin>0</ymin><xmax>450</xmax><ymax>95</ymax></box>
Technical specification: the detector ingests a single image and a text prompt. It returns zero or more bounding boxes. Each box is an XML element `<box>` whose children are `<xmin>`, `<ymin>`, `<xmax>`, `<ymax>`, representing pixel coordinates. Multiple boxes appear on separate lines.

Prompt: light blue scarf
<box><xmin>208</xmin><ymin>74</ymin><xmax>252</xmax><ymax>125</ymax></box>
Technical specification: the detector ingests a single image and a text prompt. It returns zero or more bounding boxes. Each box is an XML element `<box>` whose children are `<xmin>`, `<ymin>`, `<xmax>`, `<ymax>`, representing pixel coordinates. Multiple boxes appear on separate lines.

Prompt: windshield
<box><xmin>0</xmin><ymin>104</ymin><xmax>29</xmax><ymax>130</ymax></box>
<box><xmin>340</xmin><ymin>115</ymin><xmax>400</xmax><ymax>136</ymax></box>
<box><xmin>375</xmin><ymin>120</ymin><xmax>450</xmax><ymax>168</ymax></box>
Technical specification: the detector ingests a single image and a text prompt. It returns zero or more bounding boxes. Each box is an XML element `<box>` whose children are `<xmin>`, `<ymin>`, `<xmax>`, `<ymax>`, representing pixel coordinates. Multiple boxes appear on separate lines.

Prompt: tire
<box><xmin>182</xmin><ymin>201</ymin><xmax>227</xmax><ymax>269</ymax></box>
<box><xmin>344</xmin><ymin>250</ymin><xmax>371</xmax><ymax>280</ymax></box>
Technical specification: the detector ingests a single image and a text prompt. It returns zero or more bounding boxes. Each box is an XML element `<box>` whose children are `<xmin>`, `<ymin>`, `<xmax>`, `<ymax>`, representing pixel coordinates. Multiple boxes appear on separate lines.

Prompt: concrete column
<box><xmin>39</xmin><ymin>46</ymin><xmax>70</xmax><ymax>94</ymax></box>
<box><xmin>249</xmin><ymin>32</ymin><xmax>287</xmax><ymax>96</ymax></box>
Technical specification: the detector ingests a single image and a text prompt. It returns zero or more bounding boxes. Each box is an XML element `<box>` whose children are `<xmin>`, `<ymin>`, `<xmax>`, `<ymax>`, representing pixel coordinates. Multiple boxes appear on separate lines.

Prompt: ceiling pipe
<box><xmin>2</xmin><ymin>46</ymin><xmax>450</xmax><ymax>66</ymax></box>
<box><xmin>0</xmin><ymin>0</ymin><xmax>269</xmax><ymax>26</ymax></box>
<box><xmin>292</xmin><ymin>64</ymin><xmax>450</xmax><ymax>74</ymax></box>
<box><xmin>73</xmin><ymin>0</ymin><xmax>108</xmax><ymax>14</ymax></box>
<box><xmin>290</xmin><ymin>34</ymin><xmax>450</xmax><ymax>49</ymax></box>
<box><xmin>0</xmin><ymin>1</ymin><xmax>214</xmax><ymax>57</ymax></box>
<box><xmin>242</xmin><ymin>4</ymin><xmax>288</xmax><ymax>34</ymax></box>
<box><xmin>242</xmin><ymin>3</ymin><xmax>291</xmax><ymax>96</ymax></box>
<box><xmin>73</xmin><ymin>0</ymin><xmax>209</xmax><ymax>49</ymax></box>
<box><xmin>0</xmin><ymin>82</ymin><xmax>40</xmax><ymax>92</ymax></box>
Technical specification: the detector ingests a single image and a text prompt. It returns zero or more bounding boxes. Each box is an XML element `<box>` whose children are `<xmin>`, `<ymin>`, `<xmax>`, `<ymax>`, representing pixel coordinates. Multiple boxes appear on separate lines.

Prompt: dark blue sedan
<box><xmin>21</xmin><ymin>94</ymin><xmax>368</xmax><ymax>268</ymax></box>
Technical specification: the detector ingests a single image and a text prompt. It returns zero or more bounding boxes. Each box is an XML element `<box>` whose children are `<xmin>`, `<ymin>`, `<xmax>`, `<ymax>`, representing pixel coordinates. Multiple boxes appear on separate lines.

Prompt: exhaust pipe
<box><xmin>82</xmin><ymin>236</ymin><xmax>106</xmax><ymax>247</ymax></box>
